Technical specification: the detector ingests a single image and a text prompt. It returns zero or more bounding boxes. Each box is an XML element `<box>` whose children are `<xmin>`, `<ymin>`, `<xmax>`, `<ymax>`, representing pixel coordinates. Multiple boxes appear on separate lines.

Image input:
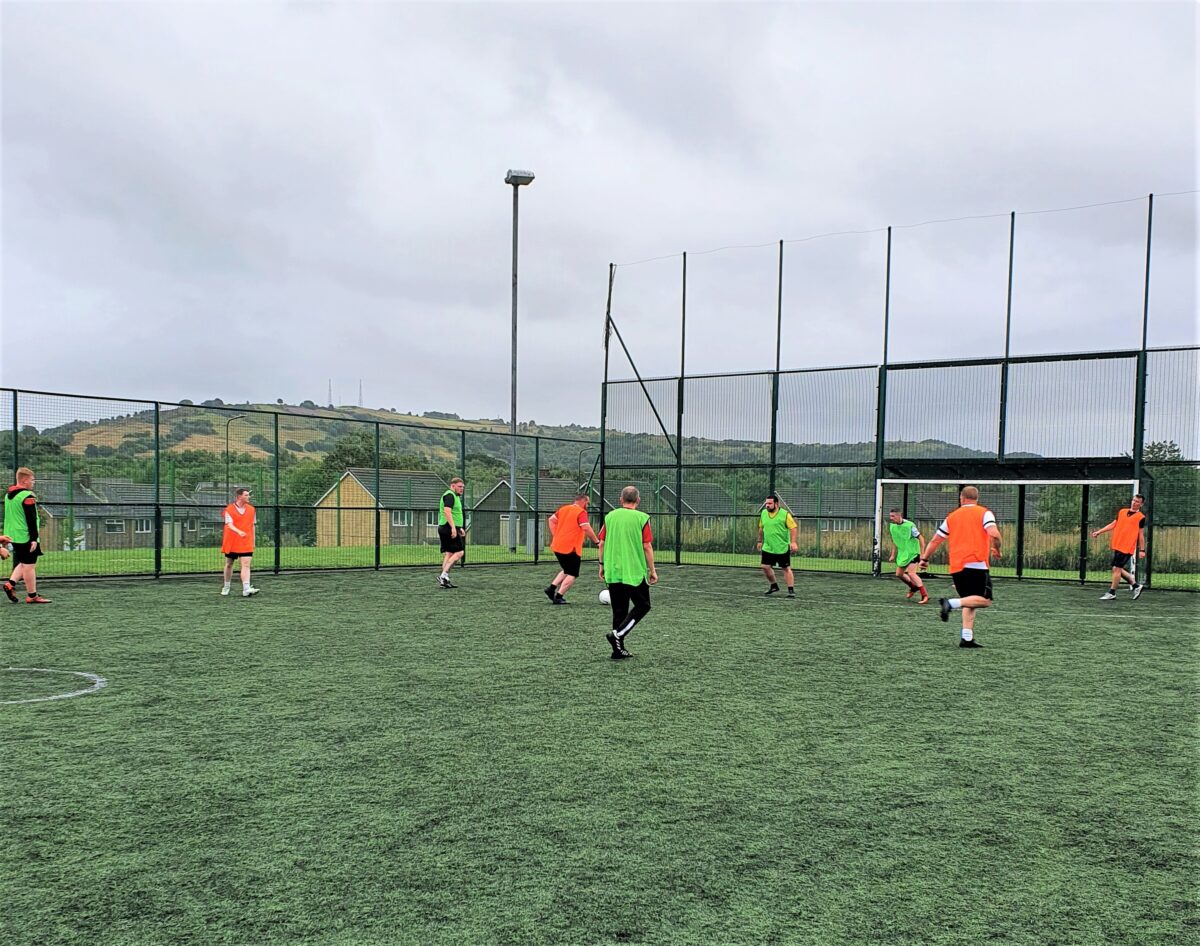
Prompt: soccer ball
<box><xmin>598</xmin><ymin>589</ymin><xmax>611</xmax><ymax>605</ymax></box>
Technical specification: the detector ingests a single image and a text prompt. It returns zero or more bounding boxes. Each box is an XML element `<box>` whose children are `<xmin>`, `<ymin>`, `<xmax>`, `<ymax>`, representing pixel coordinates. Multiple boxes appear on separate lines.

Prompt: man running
<box><xmin>1091</xmin><ymin>493</ymin><xmax>1146</xmax><ymax>600</ymax></box>
<box><xmin>757</xmin><ymin>493</ymin><xmax>798</xmax><ymax>597</ymax></box>
<box><xmin>3</xmin><ymin>467</ymin><xmax>50</xmax><ymax>604</ymax></box>
<box><xmin>221</xmin><ymin>487</ymin><xmax>259</xmax><ymax>597</ymax></box>
<box><xmin>545</xmin><ymin>491</ymin><xmax>600</xmax><ymax>604</ymax></box>
<box><xmin>598</xmin><ymin>485</ymin><xmax>657</xmax><ymax>659</ymax></box>
<box><xmin>887</xmin><ymin>508</ymin><xmax>929</xmax><ymax>604</ymax></box>
<box><xmin>917</xmin><ymin>486</ymin><xmax>1001</xmax><ymax>648</ymax></box>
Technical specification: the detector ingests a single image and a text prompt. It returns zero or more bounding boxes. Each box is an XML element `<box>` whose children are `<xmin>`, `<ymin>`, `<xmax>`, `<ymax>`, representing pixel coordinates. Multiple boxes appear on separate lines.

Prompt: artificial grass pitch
<box><xmin>2</xmin><ymin>566</ymin><xmax>1196</xmax><ymax>946</ymax></box>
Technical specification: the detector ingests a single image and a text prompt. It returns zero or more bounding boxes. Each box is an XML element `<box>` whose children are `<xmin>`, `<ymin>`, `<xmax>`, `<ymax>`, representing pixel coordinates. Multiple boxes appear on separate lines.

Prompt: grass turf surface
<box><xmin>2</xmin><ymin>566</ymin><xmax>1197</xmax><ymax>946</ymax></box>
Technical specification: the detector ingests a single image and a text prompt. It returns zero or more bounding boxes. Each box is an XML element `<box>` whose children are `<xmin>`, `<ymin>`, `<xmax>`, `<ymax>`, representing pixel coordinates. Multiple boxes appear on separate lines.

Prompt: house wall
<box><xmin>316</xmin><ymin>477</ymin><xmax>381</xmax><ymax>548</ymax></box>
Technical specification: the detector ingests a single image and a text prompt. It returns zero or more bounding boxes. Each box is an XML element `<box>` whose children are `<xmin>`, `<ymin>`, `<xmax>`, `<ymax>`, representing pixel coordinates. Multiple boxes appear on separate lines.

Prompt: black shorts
<box><xmin>10</xmin><ymin>541</ymin><xmax>43</xmax><ymax>566</ymax></box>
<box><xmin>554</xmin><ymin>551</ymin><xmax>582</xmax><ymax>578</ymax></box>
<box><xmin>952</xmin><ymin>568</ymin><xmax>993</xmax><ymax>601</ymax></box>
<box><xmin>761</xmin><ymin>550</ymin><xmax>791</xmax><ymax>568</ymax></box>
<box><xmin>1111</xmin><ymin>551</ymin><xmax>1133</xmax><ymax>569</ymax></box>
<box><xmin>438</xmin><ymin>523</ymin><xmax>464</xmax><ymax>554</ymax></box>
<box><xmin>224</xmin><ymin>551</ymin><xmax>253</xmax><ymax>561</ymax></box>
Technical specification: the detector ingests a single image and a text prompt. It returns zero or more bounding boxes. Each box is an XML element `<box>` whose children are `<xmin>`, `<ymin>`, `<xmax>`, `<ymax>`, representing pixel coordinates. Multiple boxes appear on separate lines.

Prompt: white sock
<box><xmin>962</xmin><ymin>629</ymin><xmax>973</xmax><ymax>641</ymax></box>
<box><xmin>948</xmin><ymin>598</ymin><xmax>962</xmax><ymax>609</ymax></box>
<box><xmin>243</xmin><ymin>581</ymin><xmax>250</xmax><ymax>591</ymax></box>
<box><xmin>440</xmin><ymin>572</ymin><xmax>448</xmax><ymax>580</ymax></box>
<box><xmin>223</xmin><ymin>581</ymin><xmax>231</xmax><ymax>590</ymax></box>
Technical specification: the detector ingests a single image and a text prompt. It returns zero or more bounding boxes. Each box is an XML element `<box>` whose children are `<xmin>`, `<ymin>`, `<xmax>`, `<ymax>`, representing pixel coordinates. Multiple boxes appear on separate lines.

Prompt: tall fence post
<box><xmin>533</xmin><ymin>437</ymin><xmax>540</xmax><ymax>563</ymax></box>
<box><xmin>872</xmin><ymin>226</ymin><xmax>892</xmax><ymax>577</ymax></box>
<box><xmin>1078</xmin><ymin>484</ymin><xmax>1090</xmax><ymax>583</ymax></box>
<box><xmin>273</xmin><ymin>413</ymin><xmax>281</xmax><ymax>575</ymax></box>
<box><xmin>1142</xmin><ymin>475</ymin><xmax>1154</xmax><ymax>588</ymax></box>
<box><xmin>998</xmin><ymin>210</ymin><xmax>1015</xmax><ymax>461</ymax></box>
<box><xmin>11</xmin><ymin>390</ymin><xmax>18</xmax><ymax>480</ymax></box>
<box><xmin>1133</xmin><ymin>194</ymin><xmax>1154</xmax><ymax>486</ymax></box>
<box><xmin>676</xmin><ymin>251</ymin><xmax>686</xmax><ymax>566</ymax></box>
<box><xmin>770</xmin><ymin>239</ymin><xmax>784</xmax><ymax>494</ymax></box>
<box><xmin>599</xmin><ymin>264</ymin><xmax>614</xmax><ymax>529</ymax></box>
<box><xmin>374</xmin><ymin>422</ymin><xmax>382</xmax><ymax>571</ymax></box>
<box><xmin>1016</xmin><ymin>484</ymin><xmax>1026</xmax><ymax>579</ymax></box>
<box><xmin>153</xmin><ymin>402</ymin><xmax>162</xmax><ymax>577</ymax></box>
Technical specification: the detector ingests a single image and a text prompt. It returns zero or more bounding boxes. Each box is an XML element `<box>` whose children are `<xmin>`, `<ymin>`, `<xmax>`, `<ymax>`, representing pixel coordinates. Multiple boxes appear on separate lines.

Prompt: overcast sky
<box><xmin>2</xmin><ymin>1</ymin><xmax>1196</xmax><ymax>430</ymax></box>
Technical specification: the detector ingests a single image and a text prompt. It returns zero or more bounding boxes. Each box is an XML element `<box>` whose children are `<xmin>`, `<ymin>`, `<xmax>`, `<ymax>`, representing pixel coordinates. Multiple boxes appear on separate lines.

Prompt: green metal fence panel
<box><xmin>1144</xmin><ymin>348</ymin><xmax>1200</xmax><ymax>462</ymax></box>
<box><xmin>776</xmin><ymin>366</ymin><xmax>877</xmax><ymax>464</ymax></box>
<box><xmin>884</xmin><ymin>362</ymin><xmax>1003</xmax><ymax>459</ymax></box>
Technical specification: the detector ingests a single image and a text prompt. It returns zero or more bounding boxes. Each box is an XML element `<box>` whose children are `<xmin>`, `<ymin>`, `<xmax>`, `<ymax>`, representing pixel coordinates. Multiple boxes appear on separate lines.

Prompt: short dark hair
<box><xmin>575</xmin><ymin>491</ymin><xmax>590</xmax><ymax>501</ymax></box>
<box><xmin>889</xmin><ymin>507</ymin><xmax>902</xmax><ymax>515</ymax></box>
<box><xmin>235</xmin><ymin>487</ymin><xmax>250</xmax><ymax>498</ymax></box>
<box><xmin>765</xmin><ymin>493</ymin><xmax>779</xmax><ymax>503</ymax></box>
<box><xmin>1133</xmin><ymin>493</ymin><xmax>1145</xmax><ymax>501</ymax></box>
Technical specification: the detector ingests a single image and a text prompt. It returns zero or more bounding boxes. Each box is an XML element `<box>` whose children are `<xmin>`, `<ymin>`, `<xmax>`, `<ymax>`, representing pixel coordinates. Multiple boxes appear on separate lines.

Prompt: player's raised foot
<box><xmin>938</xmin><ymin>598</ymin><xmax>951</xmax><ymax>622</ymax></box>
<box><xmin>765</xmin><ymin>585</ymin><xmax>780</xmax><ymax>596</ymax></box>
<box><xmin>242</xmin><ymin>587</ymin><xmax>259</xmax><ymax>597</ymax></box>
<box><xmin>544</xmin><ymin>585</ymin><xmax>557</xmax><ymax>602</ymax></box>
<box><xmin>1099</xmin><ymin>590</ymin><xmax>1116</xmax><ymax>601</ymax></box>
<box><xmin>3</xmin><ymin>581</ymin><xmax>17</xmax><ymax>603</ymax></box>
<box><xmin>1131</xmin><ymin>584</ymin><xmax>1145</xmax><ymax>600</ymax></box>
<box><xmin>25</xmin><ymin>594</ymin><xmax>51</xmax><ymax>604</ymax></box>
<box><xmin>918</xmin><ymin>593</ymin><xmax>930</xmax><ymax>605</ymax></box>
<box><xmin>906</xmin><ymin>588</ymin><xmax>915</xmax><ymax>600</ymax></box>
<box><xmin>958</xmin><ymin>638</ymin><xmax>982</xmax><ymax>648</ymax></box>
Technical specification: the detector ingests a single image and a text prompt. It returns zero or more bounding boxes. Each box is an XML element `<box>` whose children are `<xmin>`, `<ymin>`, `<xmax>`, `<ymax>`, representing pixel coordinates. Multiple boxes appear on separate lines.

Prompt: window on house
<box><xmin>105</xmin><ymin>520</ymin><xmax>125</xmax><ymax>534</ymax></box>
<box><xmin>426</xmin><ymin>511</ymin><xmax>438</xmax><ymax>526</ymax></box>
<box><xmin>186</xmin><ymin>519</ymin><xmax>198</xmax><ymax>532</ymax></box>
<box><xmin>391</xmin><ymin>510</ymin><xmax>412</xmax><ymax>527</ymax></box>
<box><xmin>821</xmin><ymin>518</ymin><xmax>853</xmax><ymax>532</ymax></box>
<box><xmin>135</xmin><ymin>518</ymin><xmax>153</xmax><ymax>534</ymax></box>
<box><xmin>701</xmin><ymin>516</ymin><xmax>716</xmax><ymax>529</ymax></box>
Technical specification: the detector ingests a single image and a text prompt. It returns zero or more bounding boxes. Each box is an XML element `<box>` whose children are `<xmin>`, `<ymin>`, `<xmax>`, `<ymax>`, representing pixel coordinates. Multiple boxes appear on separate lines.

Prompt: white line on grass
<box><xmin>1</xmin><ymin>668</ymin><xmax>108</xmax><ymax>705</ymax></box>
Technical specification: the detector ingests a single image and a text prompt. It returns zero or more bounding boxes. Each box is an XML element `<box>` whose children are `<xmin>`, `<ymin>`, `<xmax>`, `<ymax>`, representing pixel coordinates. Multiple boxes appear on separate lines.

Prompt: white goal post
<box><xmin>872</xmin><ymin>477</ymin><xmax>1141</xmax><ymax>576</ymax></box>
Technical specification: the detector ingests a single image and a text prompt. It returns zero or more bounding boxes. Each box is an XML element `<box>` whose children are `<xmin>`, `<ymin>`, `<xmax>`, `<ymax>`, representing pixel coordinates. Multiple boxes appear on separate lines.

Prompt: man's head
<box><xmin>574</xmin><ymin>491</ymin><xmax>590</xmax><ymax>509</ymax></box>
<box><xmin>888</xmin><ymin>507</ymin><xmax>904</xmax><ymax>524</ymax></box>
<box><xmin>764</xmin><ymin>493</ymin><xmax>779</xmax><ymax>512</ymax></box>
<box><xmin>959</xmin><ymin>486</ymin><xmax>979</xmax><ymax>505</ymax></box>
<box><xmin>235</xmin><ymin>487</ymin><xmax>250</xmax><ymax>503</ymax></box>
<box><xmin>1131</xmin><ymin>493</ymin><xmax>1145</xmax><ymax>512</ymax></box>
<box><xmin>620</xmin><ymin>485</ymin><xmax>640</xmax><ymax>507</ymax></box>
<box><xmin>15</xmin><ymin>467</ymin><xmax>34</xmax><ymax>488</ymax></box>
<box><xmin>449</xmin><ymin>477</ymin><xmax>465</xmax><ymax>495</ymax></box>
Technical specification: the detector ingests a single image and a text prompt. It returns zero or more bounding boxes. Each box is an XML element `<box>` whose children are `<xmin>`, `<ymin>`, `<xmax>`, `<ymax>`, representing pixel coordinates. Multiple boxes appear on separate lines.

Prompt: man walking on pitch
<box><xmin>888</xmin><ymin>508</ymin><xmax>929</xmax><ymax>604</ymax></box>
<box><xmin>1091</xmin><ymin>493</ymin><xmax>1146</xmax><ymax>600</ymax></box>
<box><xmin>3</xmin><ymin>467</ymin><xmax>51</xmax><ymax>604</ymax></box>
<box><xmin>437</xmin><ymin>477</ymin><xmax>467</xmax><ymax>589</ymax></box>
<box><xmin>545</xmin><ymin>491</ymin><xmax>600</xmax><ymax>604</ymax></box>
<box><xmin>598</xmin><ymin>485</ymin><xmax>657</xmax><ymax>659</ymax></box>
<box><xmin>221</xmin><ymin>487</ymin><xmax>258</xmax><ymax>597</ymax></box>
<box><xmin>917</xmin><ymin>486</ymin><xmax>1001</xmax><ymax>648</ymax></box>
<box><xmin>757</xmin><ymin>493</ymin><xmax>798</xmax><ymax>597</ymax></box>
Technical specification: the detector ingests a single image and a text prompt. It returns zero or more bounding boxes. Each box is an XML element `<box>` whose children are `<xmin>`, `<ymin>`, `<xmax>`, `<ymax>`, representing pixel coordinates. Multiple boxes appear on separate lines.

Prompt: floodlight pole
<box><xmin>506</xmin><ymin>169</ymin><xmax>534</xmax><ymax>552</ymax></box>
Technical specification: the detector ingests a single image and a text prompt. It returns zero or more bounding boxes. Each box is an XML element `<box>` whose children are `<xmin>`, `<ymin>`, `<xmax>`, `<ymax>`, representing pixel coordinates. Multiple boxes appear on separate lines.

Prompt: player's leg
<box><xmin>240</xmin><ymin>556</ymin><xmax>258</xmax><ymax>596</ymax></box>
<box><xmin>761</xmin><ymin>560</ymin><xmax>779</xmax><ymax>594</ymax></box>
<box><xmin>546</xmin><ymin>569</ymin><xmax>565</xmax><ymax>601</ymax></box>
<box><xmin>615</xmin><ymin>581</ymin><xmax>652</xmax><ymax>652</ymax></box>
<box><xmin>222</xmin><ymin>555</ymin><xmax>234</xmax><ymax>595</ymax></box>
<box><xmin>558</xmin><ymin>575</ymin><xmax>576</xmax><ymax>596</ymax></box>
<box><xmin>906</xmin><ymin>562</ymin><xmax>928</xmax><ymax>603</ymax></box>
<box><xmin>941</xmin><ymin>570</ymin><xmax>990</xmax><ymax>645</ymax></box>
<box><xmin>4</xmin><ymin>562</ymin><xmax>22</xmax><ymax>602</ymax></box>
<box><xmin>783</xmin><ymin>565</ymin><xmax>795</xmax><ymax>597</ymax></box>
<box><xmin>606</xmin><ymin>583</ymin><xmax>633</xmax><ymax>658</ymax></box>
<box><xmin>24</xmin><ymin>564</ymin><xmax>48</xmax><ymax>603</ymax></box>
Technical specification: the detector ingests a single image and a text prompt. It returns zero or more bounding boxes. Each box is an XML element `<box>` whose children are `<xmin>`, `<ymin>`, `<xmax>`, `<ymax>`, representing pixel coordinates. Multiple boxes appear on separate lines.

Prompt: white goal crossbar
<box><xmin>872</xmin><ymin>477</ymin><xmax>1140</xmax><ymax>575</ymax></box>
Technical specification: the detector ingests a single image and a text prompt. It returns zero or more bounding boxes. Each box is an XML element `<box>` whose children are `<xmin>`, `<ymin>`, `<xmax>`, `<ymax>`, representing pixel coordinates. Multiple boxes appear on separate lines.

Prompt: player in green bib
<box><xmin>3</xmin><ymin>467</ymin><xmax>50</xmax><ymax>604</ymax></box>
<box><xmin>598</xmin><ymin>485</ymin><xmax>657</xmax><ymax>660</ymax></box>
<box><xmin>437</xmin><ymin>478</ymin><xmax>467</xmax><ymax>588</ymax></box>
<box><xmin>757</xmin><ymin>493</ymin><xmax>798</xmax><ymax>597</ymax></box>
<box><xmin>887</xmin><ymin>508</ymin><xmax>928</xmax><ymax>604</ymax></box>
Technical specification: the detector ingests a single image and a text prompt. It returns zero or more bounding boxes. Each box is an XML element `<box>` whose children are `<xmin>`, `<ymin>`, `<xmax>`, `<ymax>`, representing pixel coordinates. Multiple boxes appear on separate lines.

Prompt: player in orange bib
<box><xmin>544</xmin><ymin>491</ymin><xmax>600</xmax><ymax>604</ymax></box>
<box><xmin>1091</xmin><ymin>493</ymin><xmax>1146</xmax><ymax>601</ymax></box>
<box><xmin>221</xmin><ymin>487</ymin><xmax>259</xmax><ymax>597</ymax></box>
<box><xmin>918</xmin><ymin>486</ymin><xmax>1002</xmax><ymax>648</ymax></box>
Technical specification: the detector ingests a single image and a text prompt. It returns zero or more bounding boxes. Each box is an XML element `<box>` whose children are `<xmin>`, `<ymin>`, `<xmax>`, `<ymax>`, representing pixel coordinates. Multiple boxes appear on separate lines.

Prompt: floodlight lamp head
<box><xmin>505</xmin><ymin>169</ymin><xmax>535</xmax><ymax>186</ymax></box>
